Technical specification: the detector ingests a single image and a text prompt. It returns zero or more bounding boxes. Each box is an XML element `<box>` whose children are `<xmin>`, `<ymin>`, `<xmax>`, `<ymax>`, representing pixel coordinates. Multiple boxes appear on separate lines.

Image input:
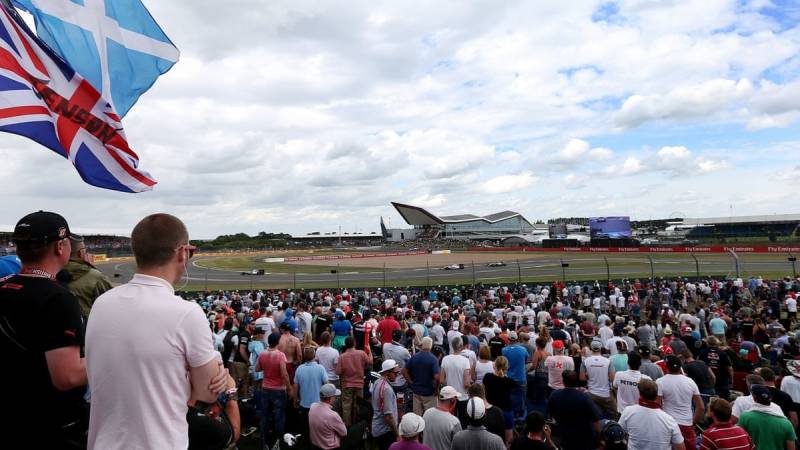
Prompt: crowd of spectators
<box><xmin>176</xmin><ymin>272</ymin><xmax>800</xmax><ymax>450</ymax></box>
<box><xmin>6</xmin><ymin>209</ymin><xmax>800</xmax><ymax>450</ymax></box>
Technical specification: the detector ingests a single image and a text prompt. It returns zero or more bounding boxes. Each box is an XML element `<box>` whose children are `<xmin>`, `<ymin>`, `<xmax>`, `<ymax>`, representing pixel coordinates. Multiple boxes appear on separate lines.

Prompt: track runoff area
<box><xmin>97</xmin><ymin>247</ymin><xmax>800</xmax><ymax>291</ymax></box>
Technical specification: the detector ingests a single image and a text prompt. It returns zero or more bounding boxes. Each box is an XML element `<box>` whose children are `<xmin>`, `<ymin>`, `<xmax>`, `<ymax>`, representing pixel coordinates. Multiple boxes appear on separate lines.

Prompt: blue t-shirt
<box><xmin>248</xmin><ymin>340</ymin><xmax>265</xmax><ymax>381</ymax></box>
<box><xmin>0</xmin><ymin>255</ymin><xmax>21</xmax><ymax>278</ymax></box>
<box><xmin>468</xmin><ymin>335</ymin><xmax>480</xmax><ymax>352</ymax></box>
<box><xmin>502</xmin><ymin>344</ymin><xmax>530</xmax><ymax>382</ymax></box>
<box><xmin>282</xmin><ymin>317</ymin><xmax>298</xmax><ymax>333</ymax></box>
<box><xmin>332</xmin><ymin>320</ymin><xmax>352</xmax><ymax>336</ymax></box>
<box><xmin>294</xmin><ymin>362</ymin><xmax>327</xmax><ymax>408</ymax></box>
<box><xmin>610</xmin><ymin>353</ymin><xmax>628</xmax><ymax>372</ymax></box>
<box><xmin>710</xmin><ymin>318</ymin><xmax>726</xmax><ymax>335</ymax></box>
<box><xmin>405</xmin><ymin>350</ymin><xmax>440</xmax><ymax>396</ymax></box>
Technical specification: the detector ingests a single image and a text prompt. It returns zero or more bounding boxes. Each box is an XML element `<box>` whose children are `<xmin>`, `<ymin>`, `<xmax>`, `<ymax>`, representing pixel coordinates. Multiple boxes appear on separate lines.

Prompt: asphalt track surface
<box><xmin>97</xmin><ymin>254</ymin><xmax>798</xmax><ymax>289</ymax></box>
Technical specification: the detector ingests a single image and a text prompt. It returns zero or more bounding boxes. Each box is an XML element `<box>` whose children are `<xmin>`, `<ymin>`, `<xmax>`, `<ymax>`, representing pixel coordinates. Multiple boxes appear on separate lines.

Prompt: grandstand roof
<box><xmin>681</xmin><ymin>214</ymin><xmax>800</xmax><ymax>225</ymax></box>
<box><xmin>392</xmin><ymin>202</ymin><xmax>531</xmax><ymax>226</ymax></box>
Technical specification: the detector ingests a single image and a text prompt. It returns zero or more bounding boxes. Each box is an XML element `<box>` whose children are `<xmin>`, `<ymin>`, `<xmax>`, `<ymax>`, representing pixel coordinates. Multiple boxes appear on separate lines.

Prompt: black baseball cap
<box><xmin>750</xmin><ymin>384</ymin><xmax>772</xmax><ymax>404</ymax></box>
<box><xmin>12</xmin><ymin>211</ymin><xmax>76</xmax><ymax>244</ymax></box>
<box><xmin>665</xmin><ymin>355</ymin><xmax>682</xmax><ymax>371</ymax></box>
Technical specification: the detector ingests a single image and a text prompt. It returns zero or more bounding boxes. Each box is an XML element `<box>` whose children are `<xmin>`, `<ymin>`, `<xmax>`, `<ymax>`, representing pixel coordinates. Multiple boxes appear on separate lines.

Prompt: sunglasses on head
<box><xmin>177</xmin><ymin>244</ymin><xmax>197</xmax><ymax>258</ymax></box>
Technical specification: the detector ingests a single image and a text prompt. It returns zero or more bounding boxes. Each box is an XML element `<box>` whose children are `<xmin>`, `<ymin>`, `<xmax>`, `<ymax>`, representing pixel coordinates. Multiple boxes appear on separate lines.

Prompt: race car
<box><xmin>240</xmin><ymin>269</ymin><xmax>265</xmax><ymax>275</ymax></box>
<box><xmin>487</xmin><ymin>261</ymin><xmax>507</xmax><ymax>267</ymax></box>
<box><xmin>441</xmin><ymin>264</ymin><xmax>465</xmax><ymax>270</ymax></box>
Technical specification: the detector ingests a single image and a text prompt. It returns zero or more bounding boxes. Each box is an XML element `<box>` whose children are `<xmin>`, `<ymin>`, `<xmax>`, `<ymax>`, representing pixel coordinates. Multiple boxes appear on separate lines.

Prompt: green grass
<box><xmin>191</xmin><ymin>252</ymin><xmax>796</xmax><ymax>282</ymax></box>
<box><xmin>193</xmin><ymin>257</ymin><xmax>378</xmax><ymax>274</ymax></box>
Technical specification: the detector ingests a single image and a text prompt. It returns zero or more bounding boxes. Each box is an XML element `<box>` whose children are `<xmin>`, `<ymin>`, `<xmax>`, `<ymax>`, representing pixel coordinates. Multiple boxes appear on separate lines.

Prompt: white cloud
<box><xmin>697</xmin><ymin>158</ymin><xmax>730</xmax><ymax>173</ymax></box>
<box><xmin>2</xmin><ymin>1</ymin><xmax>798</xmax><ymax>236</ymax></box>
<box><xmin>603</xmin><ymin>146</ymin><xmax>729</xmax><ymax>177</ymax></box>
<box><xmin>589</xmin><ymin>147</ymin><xmax>614</xmax><ymax>160</ymax></box>
<box><xmin>409</xmin><ymin>193</ymin><xmax>447</xmax><ymax>208</ymax></box>
<box><xmin>548</xmin><ymin>139</ymin><xmax>616</xmax><ymax>166</ymax></box>
<box><xmin>620</xmin><ymin>157</ymin><xmax>645</xmax><ymax>175</ymax></box>
<box><xmin>556</xmin><ymin>139</ymin><xmax>591</xmax><ymax>162</ymax></box>
<box><xmin>747</xmin><ymin>80</ymin><xmax>800</xmax><ymax>129</ymax></box>
<box><xmin>615</xmin><ymin>79</ymin><xmax>754</xmax><ymax>129</ymax></box>
<box><xmin>562</xmin><ymin>173</ymin><xmax>587</xmax><ymax>190</ymax></box>
<box><xmin>481</xmin><ymin>172</ymin><xmax>539</xmax><ymax>194</ymax></box>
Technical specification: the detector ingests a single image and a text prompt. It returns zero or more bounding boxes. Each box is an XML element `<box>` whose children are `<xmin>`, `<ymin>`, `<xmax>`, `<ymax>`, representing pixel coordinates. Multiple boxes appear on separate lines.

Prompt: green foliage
<box><xmin>191</xmin><ymin>232</ymin><xmax>292</xmax><ymax>250</ymax></box>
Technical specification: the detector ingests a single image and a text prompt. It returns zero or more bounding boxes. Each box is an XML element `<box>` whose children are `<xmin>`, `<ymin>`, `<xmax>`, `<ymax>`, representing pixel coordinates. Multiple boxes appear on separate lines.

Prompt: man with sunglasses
<box><xmin>1</xmin><ymin>211</ymin><xmax>88</xmax><ymax>448</ymax></box>
<box><xmin>86</xmin><ymin>213</ymin><xmax>233</xmax><ymax>450</ymax></box>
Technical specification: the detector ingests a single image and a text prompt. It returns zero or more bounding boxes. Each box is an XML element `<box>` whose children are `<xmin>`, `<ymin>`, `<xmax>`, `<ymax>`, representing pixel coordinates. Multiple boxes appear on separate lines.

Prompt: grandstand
<box><xmin>676</xmin><ymin>214</ymin><xmax>800</xmax><ymax>241</ymax></box>
<box><xmin>0</xmin><ymin>232</ymin><xmax>131</xmax><ymax>256</ymax></box>
<box><xmin>388</xmin><ymin>202</ymin><xmax>537</xmax><ymax>241</ymax></box>
<box><xmin>288</xmin><ymin>232</ymin><xmax>383</xmax><ymax>248</ymax></box>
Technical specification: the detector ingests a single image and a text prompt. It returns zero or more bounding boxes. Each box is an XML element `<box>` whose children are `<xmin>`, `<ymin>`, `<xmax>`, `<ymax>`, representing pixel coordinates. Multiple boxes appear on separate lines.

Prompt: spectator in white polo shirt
<box><xmin>86</xmin><ymin>214</ymin><xmax>233</xmax><ymax>450</ymax></box>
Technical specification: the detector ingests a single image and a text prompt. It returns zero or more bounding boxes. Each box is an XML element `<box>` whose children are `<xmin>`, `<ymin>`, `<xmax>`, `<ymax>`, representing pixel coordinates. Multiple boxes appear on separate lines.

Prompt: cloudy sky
<box><xmin>2</xmin><ymin>0</ymin><xmax>800</xmax><ymax>238</ymax></box>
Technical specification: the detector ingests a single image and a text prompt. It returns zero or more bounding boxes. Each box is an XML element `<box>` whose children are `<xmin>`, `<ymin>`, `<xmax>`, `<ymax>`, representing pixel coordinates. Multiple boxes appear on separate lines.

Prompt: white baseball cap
<box><xmin>466</xmin><ymin>397</ymin><xmax>486</xmax><ymax>420</ymax></box>
<box><xmin>438</xmin><ymin>386</ymin><xmax>460</xmax><ymax>400</ymax></box>
<box><xmin>320</xmin><ymin>383</ymin><xmax>341</xmax><ymax>398</ymax></box>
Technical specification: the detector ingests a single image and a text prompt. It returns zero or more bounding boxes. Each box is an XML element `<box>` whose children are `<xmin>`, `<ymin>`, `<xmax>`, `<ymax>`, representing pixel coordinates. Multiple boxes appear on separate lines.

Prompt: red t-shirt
<box><xmin>337</xmin><ymin>349</ymin><xmax>370</xmax><ymax>388</ymax></box>
<box><xmin>257</xmin><ymin>349</ymin><xmax>287</xmax><ymax>390</ymax></box>
<box><xmin>377</xmin><ymin>318</ymin><xmax>400</xmax><ymax>345</ymax></box>
<box><xmin>699</xmin><ymin>423</ymin><xmax>753</xmax><ymax>450</ymax></box>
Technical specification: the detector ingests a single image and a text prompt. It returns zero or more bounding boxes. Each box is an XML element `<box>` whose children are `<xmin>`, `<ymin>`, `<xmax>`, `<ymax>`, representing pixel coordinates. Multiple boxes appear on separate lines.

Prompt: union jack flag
<box><xmin>0</xmin><ymin>3</ymin><xmax>155</xmax><ymax>192</ymax></box>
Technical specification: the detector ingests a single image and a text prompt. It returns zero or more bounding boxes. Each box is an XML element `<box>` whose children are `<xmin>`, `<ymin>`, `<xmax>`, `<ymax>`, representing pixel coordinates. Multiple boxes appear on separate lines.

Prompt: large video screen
<box><xmin>548</xmin><ymin>223</ymin><xmax>568</xmax><ymax>239</ymax></box>
<box><xmin>590</xmin><ymin>217</ymin><xmax>631</xmax><ymax>239</ymax></box>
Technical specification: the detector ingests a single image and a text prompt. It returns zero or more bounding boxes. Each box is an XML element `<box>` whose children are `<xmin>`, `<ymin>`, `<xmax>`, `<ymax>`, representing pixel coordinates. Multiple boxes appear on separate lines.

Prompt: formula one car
<box><xmin>487</xmin><ymin>261</ymin><xmax>507</xmax><ymax>267</ymax></box>
<box><xmin>240</xmin><ymin>269</ymin><xmax>265</xmax><ymax>275</ymax></box>
<box><xmin>441</xmin><ymin>264</ymin><xmax>465</xmax><ymax>270</ymax></box>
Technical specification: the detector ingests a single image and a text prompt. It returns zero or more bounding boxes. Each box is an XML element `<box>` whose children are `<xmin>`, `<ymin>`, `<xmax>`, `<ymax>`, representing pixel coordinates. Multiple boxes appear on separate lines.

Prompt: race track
<box><xmin>97</xmin><ymin>252</ymin><xmax>799</xmax><ymax>290</ymax></box>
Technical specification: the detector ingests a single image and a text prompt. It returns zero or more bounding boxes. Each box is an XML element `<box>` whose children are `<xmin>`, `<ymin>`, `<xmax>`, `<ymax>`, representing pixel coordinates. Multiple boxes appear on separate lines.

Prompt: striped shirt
<box><xmin>700</xmin><ymin>422</ymin><xmax>753</xmax><ymax>450</ymax></box>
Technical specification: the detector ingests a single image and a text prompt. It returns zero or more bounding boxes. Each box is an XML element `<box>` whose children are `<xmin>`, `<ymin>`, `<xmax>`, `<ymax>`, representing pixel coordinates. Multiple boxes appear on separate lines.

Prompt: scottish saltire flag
<box><xmin>13</xmin><ymin>0</ymin><xmax>178</xmax><ymax>117</ymax></box>
<box><xmin>0</xmin><ymin>4</ymin><xmax>156</xmax><ymax>192</ymax></box>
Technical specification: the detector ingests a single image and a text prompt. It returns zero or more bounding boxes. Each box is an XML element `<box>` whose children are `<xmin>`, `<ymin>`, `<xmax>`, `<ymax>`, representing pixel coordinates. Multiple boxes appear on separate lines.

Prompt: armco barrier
<box><xmin>467</xmin><ymin>246</ymin><xmax>800</xmax><ymax>253</ymax></box>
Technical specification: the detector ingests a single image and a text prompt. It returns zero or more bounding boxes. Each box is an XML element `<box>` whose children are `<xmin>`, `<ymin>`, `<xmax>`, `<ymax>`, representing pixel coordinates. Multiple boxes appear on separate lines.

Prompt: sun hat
<box><xmin>398</xmin><ymin>413</ymin><xmax>425</xmax><ymax>437</ymax></box>
<box><xmin>379</xmin><ymin>359</ymin><xmax>400</xmax><ymax>374</ymax></box>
